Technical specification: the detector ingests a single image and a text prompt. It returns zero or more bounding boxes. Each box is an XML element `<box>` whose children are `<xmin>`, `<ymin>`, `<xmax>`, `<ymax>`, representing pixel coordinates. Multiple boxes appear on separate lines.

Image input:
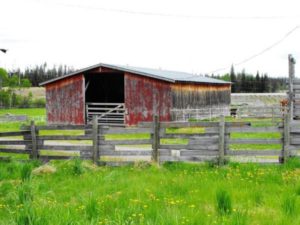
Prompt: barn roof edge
<box><xmin>39</xmin><ymin>63</ymin><xmax>230</xmax><ymax>86</ymax></box>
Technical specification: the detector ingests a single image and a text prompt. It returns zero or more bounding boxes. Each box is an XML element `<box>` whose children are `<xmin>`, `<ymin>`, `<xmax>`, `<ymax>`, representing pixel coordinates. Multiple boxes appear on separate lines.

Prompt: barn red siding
<box><xmin>45</xmin><ymin>74</ymin><xmax>85</xmax><ymax>125</ymax></box>
<box><xmin>124</xmin><ymin>72</ymin><xmax>172</xmax><ymax>126</ymax></box>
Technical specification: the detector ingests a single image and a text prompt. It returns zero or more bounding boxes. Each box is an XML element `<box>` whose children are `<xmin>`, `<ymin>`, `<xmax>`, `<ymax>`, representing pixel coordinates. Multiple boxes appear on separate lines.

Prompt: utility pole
<box><xmin>288</xmin><ymin>54</ymin><xmax>296</xmax><ymax>121</ymax></box>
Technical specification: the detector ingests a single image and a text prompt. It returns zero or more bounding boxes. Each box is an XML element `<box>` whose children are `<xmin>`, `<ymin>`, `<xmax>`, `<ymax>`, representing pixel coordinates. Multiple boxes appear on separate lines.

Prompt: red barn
<box><xmin>40</xmin><ymin>63</ymin><xmax>231</xmax><ymax>126</ymax></box>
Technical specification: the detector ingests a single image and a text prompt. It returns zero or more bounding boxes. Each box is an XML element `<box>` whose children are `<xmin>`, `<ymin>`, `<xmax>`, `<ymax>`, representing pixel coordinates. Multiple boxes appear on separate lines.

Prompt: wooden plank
<box><xmin>188</xmin><ymin>138</ymin><xmax>219</xmax><ymax>145</ymax></box>
<box><xmin>180</xmin><ymin>150</ymin><xmax>218</xmax><ymax>156</ymax></box>
<box><xmin>159</xmin><ymin>144</ymin><xmax>188</xmax><ymax>150</ymax></box>
<box><xmin>103</xmin><ymin>128</ymin><xmax>152</xmax><ymax>134</ymax></box>
<box><xmin>227</xmin><ymin>138</ymin><xmax>282</xmax><ymax>144</ymax></box>
<box><xmin>293</xmin><ymin>79</ymin><xmax>300</xmax><ymax>85</ymax></box>
<box><xmin>159</xmin><ymin>156</ymin><xmax>216</xmax><ymax>162</ymax></box>
<box><xmin>289</xmin><ymin>138</ymin><xmax>300</xmax><ymax>145</ymax></box>
<box><xmin>37</xmin><ymin>145</ymin><xmax>92</xmax><ymax>151</ymax></box>
<box><xmin>0</xmin><ymin>140</ymin><xmax>30</xmax><ymax>145</ymax></box>
<box><xmin>139</xmin><ymin>121</ymin><xmax>219</xmax><ymax>128</ymax></box>
<box><xmin>21</xmin><ymin>125</ymin><xmax>91</xmax><ymax>130</ymax></box>
<box><xmin>103</xmin><ymin>139</ymin><xmax>152</xmax><ymax>145</ymax></box>
<box><xmin>100</xmin><ymin>150</ymin><xmax>152</xmax><ymax>156</ymax></box>
<box><xmin>0</xmin><ymin>131</ymin><xmax>30</xmax><ymax>137</ymax></box>
<box><xmin>205</xmin><ymin>127</ymin><xmax>220</xmax><ymax>134</ymax></box>
<box><xmin>37</xmin><ymin>135</ymin><xmax>93</xmax><ymax>140</ymax></box>
<box><xmin>98</xmin><ymin>161</ymin><xmax>135</xmax><ymax>166</ymax></box>
<box><xmin>228</xmin><ymin>150</ymin><xmax>281</xmax><ymax>156</ymax></box>
<box><xmin>226</xmin><ymin>127</ymin><xmax>282</xmax><ymax>133</ymax></box>
<box><xmin>293</xmin><ymin>84</ymin><xmax>300</xmax><ymax>90</ymax></box>
<box><xmin>186</xmin><ymin>144</ymin><xmax>219</xmax><ymax>151</ymax></box>
<box><xmin>99</xmin><ymin>145</ymin><xmax>115</xmax><ymax>151</ymax></box>
<box><xmin>39</xmin><ymin>155</ymin><xmax>73</xmax><ymax>160</ymax></box>
<box><xmin>161</xmin><ymin>133</ymin><xmax>217</xmax><ymax>138</ymax></box>
<box><xmin>0</xmin><ymin>148</ymin><xmax>31</xmax><ymax>154</ymax></box>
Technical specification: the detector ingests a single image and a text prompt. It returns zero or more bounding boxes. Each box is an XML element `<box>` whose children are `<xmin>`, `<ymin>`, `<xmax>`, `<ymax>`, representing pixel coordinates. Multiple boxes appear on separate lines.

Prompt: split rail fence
<box><xmin>0</xmin><ymin>115</ymin><xmax>299</xmax><ymax>165</ymax></box>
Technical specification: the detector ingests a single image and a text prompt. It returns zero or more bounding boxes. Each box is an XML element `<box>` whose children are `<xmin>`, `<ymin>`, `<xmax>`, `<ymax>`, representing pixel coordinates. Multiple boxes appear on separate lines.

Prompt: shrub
<box><xmin>216</xmin><ymin>189</ymin><xmax>232</xmax><ymax>215</ymax></box>
<box><xmin>32</xmin><ymin>98</ymin><xmax>46</xmax><ymax>108</ymax></box>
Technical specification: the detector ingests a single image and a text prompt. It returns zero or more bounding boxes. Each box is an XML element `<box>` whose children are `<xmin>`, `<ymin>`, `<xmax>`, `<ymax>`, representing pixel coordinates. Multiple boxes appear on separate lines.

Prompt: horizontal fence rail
<box><xmin>0</xmin><ymin>114</ymin><xmax>297</xmax><ymax>165</ymax></box>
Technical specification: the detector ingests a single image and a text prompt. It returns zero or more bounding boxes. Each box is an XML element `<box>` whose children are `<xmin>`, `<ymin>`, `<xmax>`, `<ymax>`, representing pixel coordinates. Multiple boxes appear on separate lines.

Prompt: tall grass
<box><xmin>21</xmin><ymin>163</ymin><xmax>32</xmax><ymax>182</ymax></box>
<box><xmin>282</xmin><ymin>195</ymin><xmax>297</xmax><ymax>215</ymax></box>
<box><xmin>216</xmin><ymin>189</ymin><xmax>232</xmax><ymax>215</ymax></box>
<box><xmin>0</xmin><ymin>160</ymin><xmax>300</xmax><ymax>224</ymax></box>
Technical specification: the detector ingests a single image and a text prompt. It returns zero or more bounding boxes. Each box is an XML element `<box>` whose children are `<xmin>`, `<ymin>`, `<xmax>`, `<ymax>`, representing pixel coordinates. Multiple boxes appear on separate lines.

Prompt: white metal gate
<box><xmin>86</xmin><ymin>103</ymin><xmax>125</xmax><ymax>126</ymax></box>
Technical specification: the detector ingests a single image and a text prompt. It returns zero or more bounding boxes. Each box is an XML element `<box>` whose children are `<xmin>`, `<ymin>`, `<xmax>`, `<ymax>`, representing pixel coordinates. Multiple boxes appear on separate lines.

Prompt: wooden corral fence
<box><xmin>0</xmin><ymin>114</ymin><xmax>298</xmax><ymax>165</ymax></box>
<box><xmin>171</xmin><ymin>106</ymin><xmax>286</xmax><ymax>122</ymax></box>
<box><xmin>234</xmin><ymin>106</ymin><xmax>286</xmax><ymax>120</ymax></box>
<box><xmin>0</xmin><ymin>114</ymin><xmax>28</xmax><ymax>123</ymax></box>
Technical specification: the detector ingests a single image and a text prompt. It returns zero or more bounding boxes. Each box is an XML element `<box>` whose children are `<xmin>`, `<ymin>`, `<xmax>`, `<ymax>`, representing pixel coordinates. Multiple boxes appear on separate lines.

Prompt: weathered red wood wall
<box><xmin>124</xmin><ymin>72</ymin><xmax>172</xmax><ymax>126</ymax></box>
<box><xmin>45</xmin><ymin>74</ymin><xmax>85</xmax><ymax>125</ymax></box>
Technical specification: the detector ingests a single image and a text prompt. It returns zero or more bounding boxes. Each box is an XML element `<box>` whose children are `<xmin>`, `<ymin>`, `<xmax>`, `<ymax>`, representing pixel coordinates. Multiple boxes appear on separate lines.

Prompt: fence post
<box><xmin>30</xmin><ymin>120</ymin><xmax>38</xmax><ymax>159</ymax></box>
<box><xmin>152</xmin><ymin>115</ymin><xmax>160</xmax><ymax>163</ymax></box>
<box><xmin>218</xmin><ymin>115</ymin><xmax>225</xmax><ymax>165</ymax></box>
<box><xmin>92</xmin><ymin>115</ymin><xmax>99</xmax><ymax>164</ymax></box>
<box><xmin>281</xmin><ymin>113</ymin><xmax>290</xmax><ymax>163</ymax></box>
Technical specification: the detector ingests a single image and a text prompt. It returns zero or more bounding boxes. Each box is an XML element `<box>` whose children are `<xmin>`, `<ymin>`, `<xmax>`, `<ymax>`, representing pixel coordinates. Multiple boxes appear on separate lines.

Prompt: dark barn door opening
<box><xmin>85</xmin><ymin>72</ymin><xmax>125</xmax><ymax>125</ymax></box>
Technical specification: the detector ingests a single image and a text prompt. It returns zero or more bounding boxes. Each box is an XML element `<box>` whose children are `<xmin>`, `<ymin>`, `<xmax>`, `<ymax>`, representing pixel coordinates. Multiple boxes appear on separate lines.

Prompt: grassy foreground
<box><xmin>1</xmin><ymin>159</ymin><xmax>300</xmax><ymax>224</ymax></box>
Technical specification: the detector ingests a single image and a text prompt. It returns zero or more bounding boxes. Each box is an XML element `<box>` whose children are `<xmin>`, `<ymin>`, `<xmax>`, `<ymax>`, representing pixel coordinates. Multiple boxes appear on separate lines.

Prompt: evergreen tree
<box><xmin>230</xmin><ymin>65</ymin><xmax>236</xmax><ymax>93</ymax></box>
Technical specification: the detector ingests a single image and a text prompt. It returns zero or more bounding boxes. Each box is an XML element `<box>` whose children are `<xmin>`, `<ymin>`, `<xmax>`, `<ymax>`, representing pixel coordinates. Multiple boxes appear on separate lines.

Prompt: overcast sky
<box><xmin>1</xmin><ymin>0</ymin><xmax>300</xmax><ymax>77</ymax></box>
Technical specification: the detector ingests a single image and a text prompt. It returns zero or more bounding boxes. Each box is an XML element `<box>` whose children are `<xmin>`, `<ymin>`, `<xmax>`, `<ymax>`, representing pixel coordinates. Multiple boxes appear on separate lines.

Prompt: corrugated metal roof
<box><xmin>40</xmin><ymin>63</ymin><xmax>230</xmax><ymax>86</ymax></box>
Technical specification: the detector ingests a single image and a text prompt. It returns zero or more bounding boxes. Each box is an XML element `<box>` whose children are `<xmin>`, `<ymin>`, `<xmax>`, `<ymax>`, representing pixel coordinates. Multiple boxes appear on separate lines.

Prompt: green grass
<box><xmin>0</xmin><ymin>160</ymin><xmax>300</xmax><ymax>224</ymax></box>
<box><xmin>0</xmin><ymin>108</ymin><xmax>45</xmax><ymax>117</ymax></box>
<box><xmin>0</xmin><ymin>108</ymin><xmax>46</xmax><ymax>132</ymax></box>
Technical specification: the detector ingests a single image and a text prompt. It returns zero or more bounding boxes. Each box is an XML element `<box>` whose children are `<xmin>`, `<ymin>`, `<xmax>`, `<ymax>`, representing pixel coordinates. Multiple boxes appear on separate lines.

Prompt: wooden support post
<box><xmin>30</xmin><ymin>120</ymin><xmax>38</xmax><ymax>159</ymax></box>
<box><xmin>152</xmin><ymin>115</ymin><xmax>160</xmax><ymax>163</ymax></box>
<box><xmin>218</xmin><ymin>115</ymin><xmax>225</xmax><ymax>165</ymax></box>
<box><xmin>288</xmin><ymin>54</ymin><xmax>295</xmax><ymax>121</ymax></box>
<box><xmin>92</xmin><ymin>115</ymin><xmax>99</xmax><ymax>164</ymax></box>
<box><xmin>281</xmin><ymin>113</ymin><xmax>290</xmax><ymax>163</ymax></box>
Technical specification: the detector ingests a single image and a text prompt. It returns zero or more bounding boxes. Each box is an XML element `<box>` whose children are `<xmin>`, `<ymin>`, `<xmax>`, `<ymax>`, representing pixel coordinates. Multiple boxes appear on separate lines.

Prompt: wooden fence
<box><xmin>0</xmin><ymin>114</ymin><xmax>298</xmax><ymax>165</ymax></box>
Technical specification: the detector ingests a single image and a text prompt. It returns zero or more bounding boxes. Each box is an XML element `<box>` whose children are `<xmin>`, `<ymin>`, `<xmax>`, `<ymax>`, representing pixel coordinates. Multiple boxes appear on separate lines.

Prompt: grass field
<box><xmin>1</xmin><ymin>159</ymin><xmax>300</xmax><ymax>224</ymax></box>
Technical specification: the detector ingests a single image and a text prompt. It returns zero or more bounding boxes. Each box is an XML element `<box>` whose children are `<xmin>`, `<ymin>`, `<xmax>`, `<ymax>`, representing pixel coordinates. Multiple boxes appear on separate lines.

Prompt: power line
<box><xmin>39</xmin><ymin>1</ymin><xmax>300</xmax><ymax>20</ymax></box>
<box><xmin>208</xmin><ymin>25</ymin><xmax>300</xmax><ymax>74</ymax></box>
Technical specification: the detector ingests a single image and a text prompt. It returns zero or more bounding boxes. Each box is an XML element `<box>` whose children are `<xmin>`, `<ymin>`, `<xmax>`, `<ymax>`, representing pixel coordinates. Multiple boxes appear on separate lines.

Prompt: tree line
<box><xmin>8</xmin><ymin>63</ymin><xmax>75</xmax><ymax>87</ymax></box>
<box><xmin>211</xmin><ymin>66</ymin><xmax>287</xmax><ymax>93</ymax></box>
